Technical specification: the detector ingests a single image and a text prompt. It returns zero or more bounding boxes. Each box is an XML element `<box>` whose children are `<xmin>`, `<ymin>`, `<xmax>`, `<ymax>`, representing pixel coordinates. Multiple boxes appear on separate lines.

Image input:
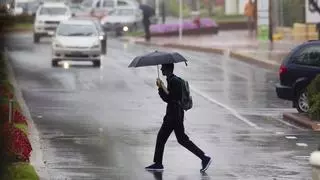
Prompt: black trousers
<box><xmin>143</xmin><ymin>21</ymin><xmax>151</xmax><ymax>41</ymax></box>
<box><xmin>153</xmin><ymin>108</ymin><xmax>205</xmax><ymax>164</ymax></box>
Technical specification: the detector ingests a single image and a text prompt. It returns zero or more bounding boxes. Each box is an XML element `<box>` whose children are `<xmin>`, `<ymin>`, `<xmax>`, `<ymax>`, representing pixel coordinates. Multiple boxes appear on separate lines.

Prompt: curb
<box><xmin>4</xmin><ymin>49</ymin><xmax>50</xmax><ymax>179</ymax></box>
<box><xmin>121</xmin><ymin>36</ymin><xmax>280</xmax><ymax>69</ymax></box>
<box><xmin>163</xmin><ymin>43</ymin><xmax>224</xmax><ymax>54</ymax></box>
<box><xmin>229</xmin><ymin>51</ymin><xmax>280</xmax><ymax>69</ymax></box>
<box><xmin>283</xmin><ymin>113</ymin><xmax>320</xmax><ymax>131</ymax></box>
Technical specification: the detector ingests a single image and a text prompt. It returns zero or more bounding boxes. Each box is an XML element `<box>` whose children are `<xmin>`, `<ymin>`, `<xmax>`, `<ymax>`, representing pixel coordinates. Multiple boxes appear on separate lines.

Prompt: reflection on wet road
<box><xmin>6</xmin><ymin>33</ymin><xmax>318</xmax><ymax>180</ymax></box>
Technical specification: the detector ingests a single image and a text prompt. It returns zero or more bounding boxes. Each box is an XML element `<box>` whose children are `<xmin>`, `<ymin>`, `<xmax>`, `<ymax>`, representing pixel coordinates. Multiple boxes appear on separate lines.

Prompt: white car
<box><xmin>33</xmin><ymin>2</ymin><xmax>72</xmax><ymax>43</ymax></box>
<box><xmin>51</xmin><ymin>19</ymin><xmax>102</xmax><ymax>67</ymax></box>
<box><xmin>101</xmin><ymin>7</ymin><xmax>142</xmax><ymax>35</ymax></box>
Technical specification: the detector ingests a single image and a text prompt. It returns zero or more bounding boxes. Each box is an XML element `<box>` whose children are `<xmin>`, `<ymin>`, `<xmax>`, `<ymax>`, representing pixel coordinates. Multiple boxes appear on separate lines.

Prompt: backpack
<box><xmin>179</xmin><ymin>78</ymin><xmax>193</xmax><ymax>111</ymax></box>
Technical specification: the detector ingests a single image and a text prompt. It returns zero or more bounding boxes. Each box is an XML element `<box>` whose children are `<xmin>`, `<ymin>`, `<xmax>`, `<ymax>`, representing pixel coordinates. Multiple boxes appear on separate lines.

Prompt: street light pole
<box><xmin>179</xmin><ymin>0</ymin><xmax>183</xmax><ymax>40</ymax></box>
<box><xmin>268</xmin><ymin>0</ymin><xmax>273</xmax><ymax>43</ymax></box>
<box><xmin>161</xmin><ymin>0</ymin><xmax>165</xmax><ymax>24</ymax></box>
<box><xmin>155</xmin><ymin>0</ymin><xmax>159</xmax><ymax>23</ymax></box>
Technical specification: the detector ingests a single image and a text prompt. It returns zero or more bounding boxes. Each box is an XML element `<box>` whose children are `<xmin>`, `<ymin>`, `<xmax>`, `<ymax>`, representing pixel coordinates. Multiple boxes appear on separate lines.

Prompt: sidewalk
<box><xmin>122</xmin><ymin>30</ymin><xmax>302</xmax><ymax>69</ymax></box>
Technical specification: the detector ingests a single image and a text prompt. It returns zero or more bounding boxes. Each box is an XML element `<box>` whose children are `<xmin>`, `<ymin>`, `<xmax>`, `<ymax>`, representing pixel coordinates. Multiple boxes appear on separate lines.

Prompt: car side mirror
<box><xmin>72</xmin><ymin>13</ymin><xmax>75</xmax><ymax>17</ymax></box>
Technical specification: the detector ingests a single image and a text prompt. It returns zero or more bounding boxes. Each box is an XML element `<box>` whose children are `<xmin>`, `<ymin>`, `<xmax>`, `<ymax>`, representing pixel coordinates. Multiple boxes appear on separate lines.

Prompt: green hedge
<box><xmin>307</xmin><ymin>74</ymin><xmax>320</xmax><ymax>120</ymax></box>
<box><xmin>2</xmin><ymin>163</ymin><xmax>39</xmax><ymax>180</ymax></box>
<box><xmin>0</xmin><ymin>14</ymin><xmax>34</xmax><ymax>26</ymax></box>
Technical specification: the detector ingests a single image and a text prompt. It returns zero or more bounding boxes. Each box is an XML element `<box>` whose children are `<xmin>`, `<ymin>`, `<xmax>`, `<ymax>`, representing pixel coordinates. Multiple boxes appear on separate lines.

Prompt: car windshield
<box><xmin>109</xmin><ymin>9</ymin><xmax>134</xmax><ymax>15</ymax></box>
<box><xmin>57</xmin><ymin>23</ymin><xmax>97</xmax><ymax>36</ymax></box>
<box><xmin>39</xmin><ymin>7</ymin><xmax>68</xmax><ymax>15</ymax></box>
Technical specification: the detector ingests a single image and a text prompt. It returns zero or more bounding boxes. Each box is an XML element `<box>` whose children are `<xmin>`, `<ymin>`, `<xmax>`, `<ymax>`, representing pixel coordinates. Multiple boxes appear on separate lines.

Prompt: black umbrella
<box><xmin>128</xmin><ymin>50</ymin><xmax>188</xmax><ymax>78</ymax></box>
<box><xmin>139</xmin><ymin>4</ymin><xmax>155</xmax><ymax>18</ymax></box>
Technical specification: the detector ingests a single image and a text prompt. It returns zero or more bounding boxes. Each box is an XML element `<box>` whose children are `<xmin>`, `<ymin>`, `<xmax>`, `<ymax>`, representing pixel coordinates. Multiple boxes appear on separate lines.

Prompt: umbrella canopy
<box><xmin>139</xmin><ymin>4</ymin><xmax>155</xmax><ymax>18</ymax></box>
<box><xmin>128</xmin><ymin>51</ymin><xmax>188</xmax><ymax>68</ymax></box>
<box><xmin>128</xmin><ymin>51</ymin><xmax>188</xmax><ymax>78</ymax></box>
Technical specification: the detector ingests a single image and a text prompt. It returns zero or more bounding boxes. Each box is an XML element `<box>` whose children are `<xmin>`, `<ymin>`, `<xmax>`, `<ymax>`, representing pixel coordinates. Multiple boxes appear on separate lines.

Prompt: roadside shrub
<box><xmin>2</xmin><ymin>162</ymin><xmax>39</xmax><ymax>180</ymax></box>
<box><xmin>0</xmin><ymin>81</ymin><xmax>14</xmax><ymax>99</ymax></box>
<box><xmin>1</xmin><ymin>122</ymin><xmax>32</xmax><ymax>162</ymax></box>
<box><xmin>307</xmin><ymin>74</ymin><xmax>320</xmax><ymax>120</ymax></box>
<box><xmin>150</xmin><ymin>18</ymin><xmax>217</xmax><ymax>34</ymax></box>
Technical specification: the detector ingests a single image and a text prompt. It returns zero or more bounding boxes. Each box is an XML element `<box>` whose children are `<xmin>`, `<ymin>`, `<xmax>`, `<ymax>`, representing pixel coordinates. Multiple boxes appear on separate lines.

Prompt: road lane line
<box><xmin>285</xmin><ymin>136</ymin><xmax>298</xmax><ymax>139</ymax></box>
<box><xmin>296</xmin><ymin>143</ymin><xmax>308</xmax><ymax>147</ymax></box>
<box><xmin>190</xmin><ymin>85</ymin><xmax>261</xmax><ymax>129</ymax></box>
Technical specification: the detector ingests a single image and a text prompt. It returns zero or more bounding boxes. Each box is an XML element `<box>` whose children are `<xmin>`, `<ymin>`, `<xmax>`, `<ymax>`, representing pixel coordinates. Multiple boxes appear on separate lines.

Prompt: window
<box><xmin>81</xmin><ymin>0</ymin><xmax>92</xmax><ymax>8</ymax></box>
<box><xmin>117</xmin><ymin>1</ymin><xmax>128</xmax><ymax>6</ymax></box>
<box><xmin>293</xmin><ymin>45</ymin><xmax>320</xmax><ymax>67</ymax></box>
<box><xmin>39</xmin><ymin>7</ymin><xmax>68</xmax><ymax>15</ymax></box>
<box><xmin>102</xmin><ymin>0</ymin><xmax>114</xmax><ymax>7</ymax></box>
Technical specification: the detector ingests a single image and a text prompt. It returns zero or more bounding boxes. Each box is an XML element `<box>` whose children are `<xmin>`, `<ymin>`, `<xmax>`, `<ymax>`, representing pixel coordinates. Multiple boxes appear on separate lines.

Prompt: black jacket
<box><xmin>158</xmin><ymin>74</ymin><xmax>183</xmax><ymax>116</ymax></box>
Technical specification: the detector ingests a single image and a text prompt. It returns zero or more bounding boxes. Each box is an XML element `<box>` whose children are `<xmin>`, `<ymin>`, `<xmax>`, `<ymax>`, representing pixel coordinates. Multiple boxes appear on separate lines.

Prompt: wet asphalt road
<box><xmin>6</xmin><ymin>33</ymin><xmax>320</xmax><ymax>180</ymax></box>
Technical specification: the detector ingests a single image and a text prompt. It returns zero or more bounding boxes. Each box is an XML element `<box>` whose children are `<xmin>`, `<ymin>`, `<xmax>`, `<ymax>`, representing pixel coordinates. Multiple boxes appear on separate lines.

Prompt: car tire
<box><xmin>93</xmin><ymin>60</ymin><xmax>101</xmax><ymax>67</ymax></box>
<box><xmin>102</xmin><ymin>41</ymin><xmax>107</xmax><ymax>54</ymax></box>
<box><xmin>33</xmin><ymin>34</ymin><xmax>40</xmax><ymax>43</ymax></box>
<box><xmin>51</xmin><ymin>60</ymin><xmax>59</xmax><ymax>67</ymax></box>
<box><xmin>294</xmin><ymin>88</ymin><xmax>309</xmax><ymax>113</ymax></box>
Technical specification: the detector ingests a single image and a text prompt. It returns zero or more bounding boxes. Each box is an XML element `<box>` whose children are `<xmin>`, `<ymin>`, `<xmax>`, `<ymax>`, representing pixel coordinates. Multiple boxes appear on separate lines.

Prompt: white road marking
<box><xmin>273</xmin><ymin>117</ymin><xmax>305</xmax><ymax>130</ymax></box>
<box><xmin>296</xmin><ymin>143</ymin><xmax>308</xmax><ymax>147</ymax></box>
<box><xmin>190</xmin><ymin>85</ymin><xmax>261</xmax><ymax>129</ymax></box>
<box><xmin>285</xmin><ymin>136</ymin><xmax>298</xmax><ymax>139</ymax></box>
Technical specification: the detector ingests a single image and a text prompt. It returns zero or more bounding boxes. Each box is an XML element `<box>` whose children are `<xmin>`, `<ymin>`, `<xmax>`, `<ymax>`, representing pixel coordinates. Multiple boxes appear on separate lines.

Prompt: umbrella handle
<box><xmin>157</xmin><ymin>65</ymin><xmax>160</xmax><ymax>79</ymax></box>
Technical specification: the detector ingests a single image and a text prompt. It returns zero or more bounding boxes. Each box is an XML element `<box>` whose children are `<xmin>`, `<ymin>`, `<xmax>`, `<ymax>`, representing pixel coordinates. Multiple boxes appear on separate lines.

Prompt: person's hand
<box><xmin>156</xmin><ymin>78</ymin><xmax>164</xmax><ymax>88</ymax></box>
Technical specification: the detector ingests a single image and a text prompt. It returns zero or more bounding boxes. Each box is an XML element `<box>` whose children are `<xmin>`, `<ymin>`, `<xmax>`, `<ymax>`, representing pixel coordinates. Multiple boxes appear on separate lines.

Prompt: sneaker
<box><xmin>200</xmin><ymin>156</ymin><xmax>212</xmax><ymax>172</ymax></box>
<box><xmin>145</xmin><ymin>163</ymin><xmax>164</xmax><ymax>171</ymax></box>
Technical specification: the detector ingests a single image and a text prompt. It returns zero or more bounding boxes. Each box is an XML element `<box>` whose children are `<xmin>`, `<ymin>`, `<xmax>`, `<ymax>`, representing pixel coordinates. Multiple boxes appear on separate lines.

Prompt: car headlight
<box><xmin>123</xmin><ymin>26</ymin><xmax>129</xmax><ymax>32</ymax></box>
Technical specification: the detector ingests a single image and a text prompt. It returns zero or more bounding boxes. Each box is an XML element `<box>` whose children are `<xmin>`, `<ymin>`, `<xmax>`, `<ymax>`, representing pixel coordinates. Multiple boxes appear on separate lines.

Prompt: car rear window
<box><xmin>291</xmin><ymin>45</ymin><xmax>320</xmax><ymax>67</ymax></box>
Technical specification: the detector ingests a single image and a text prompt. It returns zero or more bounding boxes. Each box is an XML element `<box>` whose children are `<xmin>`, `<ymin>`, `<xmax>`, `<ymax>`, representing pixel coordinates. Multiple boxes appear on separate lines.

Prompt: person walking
<box><xmin>142</xmin><ymin>15</ymin><xmax>151</xmax><ymax>41</ymax></box>
<box><xmin>145</xmin><ymin>63</ymin><xmax>212</xmax><ymax>172</ymax></box>
<box><xmin>244</xmin><ymin>0</ymin><xmax>255</xmax><ymax>37</ymax></box>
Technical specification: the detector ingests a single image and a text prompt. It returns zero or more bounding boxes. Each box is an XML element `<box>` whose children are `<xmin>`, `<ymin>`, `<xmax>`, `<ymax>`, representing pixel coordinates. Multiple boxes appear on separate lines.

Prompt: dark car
<box><xmin>276</xmin><ymin>40</ymin><xmax>320</xmax><ymax>113</ymax></box>
<box><xmin>92</xmin><ymin>19</ymin><xmax>107</xmax><ymax>54</ymax></box>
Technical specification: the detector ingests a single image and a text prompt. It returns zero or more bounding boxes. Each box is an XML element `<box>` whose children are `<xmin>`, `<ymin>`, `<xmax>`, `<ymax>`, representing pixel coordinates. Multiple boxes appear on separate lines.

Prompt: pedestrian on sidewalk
<box><xmin>244</xmin><ymin>0</ymin><xmax>256</xmax><ymax>37</ymax></box>
<box><xmin>145</xmin><ymin>63</ymin><xmax>212</xmax><ymax>172</ymax></box>
<box><xmin>142</xmin><ymin>14</ymin><xmax>151</xmax><ymax>41</ymax></box>
<box><xmin>139</xmin><ymin>3</ymin><xmax>154</xmax><ymax>41</ymax></box>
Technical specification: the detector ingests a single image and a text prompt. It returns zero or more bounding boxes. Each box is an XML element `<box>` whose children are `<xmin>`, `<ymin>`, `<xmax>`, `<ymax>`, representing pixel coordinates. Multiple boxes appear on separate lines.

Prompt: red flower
<box><xmin>0</xmin><ymin>105</ymin><xmax>27</xmax><ymax>125</ymax></box>
<box><xmin>2</xmin><ymin>122</ymin><xmax>32</xmax><ymax>162</ymax></box>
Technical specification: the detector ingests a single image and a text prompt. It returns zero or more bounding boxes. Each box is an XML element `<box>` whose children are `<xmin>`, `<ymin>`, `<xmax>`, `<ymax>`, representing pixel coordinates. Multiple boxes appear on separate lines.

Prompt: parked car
<box><xmin>100</xmin><ymin>6</ymin><xmax>142</xmax><ymax>36</ymax></box>
<box><xmin>276</xmin><ymin>40</ymin><xmax>320</xmax><ymax>113</ymax></box>
<box><xmin>33</xmin><ymin>2</ymin><xmax>72</xmax><ymax>43</ymax></box>
<box><xmin>51</xmin><ymin>19</ymin><xmax>102</xmax><ymax>67</ymax></box>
